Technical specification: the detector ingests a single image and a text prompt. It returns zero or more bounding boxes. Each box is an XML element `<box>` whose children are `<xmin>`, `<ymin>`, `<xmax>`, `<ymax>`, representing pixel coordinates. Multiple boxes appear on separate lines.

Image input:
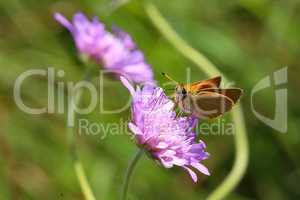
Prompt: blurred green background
<box><xmin>0</xmin><ymin>0</ymin><xmax>299</xmax><ymax>199</ymax></box>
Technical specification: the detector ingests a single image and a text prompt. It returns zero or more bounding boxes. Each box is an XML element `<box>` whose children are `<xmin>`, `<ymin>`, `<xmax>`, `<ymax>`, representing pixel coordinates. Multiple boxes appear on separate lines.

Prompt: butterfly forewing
<box><xmin>185</xmin><ymin>76</ymin><xmax>221</xmax><ymax>93</ymax></box>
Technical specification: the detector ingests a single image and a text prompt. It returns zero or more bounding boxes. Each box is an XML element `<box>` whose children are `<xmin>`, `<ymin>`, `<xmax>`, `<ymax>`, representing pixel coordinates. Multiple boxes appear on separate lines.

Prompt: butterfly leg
<box><xmin>176</xmin><ymin>110</ymin><xmax>184</xmax><ymax>118</ymax></box>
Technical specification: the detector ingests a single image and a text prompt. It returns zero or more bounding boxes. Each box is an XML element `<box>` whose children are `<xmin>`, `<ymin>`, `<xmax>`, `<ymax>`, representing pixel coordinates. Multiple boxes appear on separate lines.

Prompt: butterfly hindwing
<box><xmin>190</xmin><ymin>91</ymin><xmax>234</xmax><ymax>119</ymax></box>
<box><xmin>198</xmin><ymin>88</ymin><xmax>243</xmax><ymax>104</ymax></box>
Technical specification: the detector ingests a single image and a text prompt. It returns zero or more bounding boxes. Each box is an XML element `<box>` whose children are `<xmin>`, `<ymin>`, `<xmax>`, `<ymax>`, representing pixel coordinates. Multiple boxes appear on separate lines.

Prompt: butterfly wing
<box><xmin>184</xmin><ymin>76</ymin><xmax>221</xmax><ymax>93</ymax></box>
<box><xmin>198</xmin><ymin>88</ymin><xmax>243</xmax><ymax>103</ymax></box>
<box><xmin>189</xmin><ymin>91</ymin><xmax>234</xmax><ymax>119</ymax></box>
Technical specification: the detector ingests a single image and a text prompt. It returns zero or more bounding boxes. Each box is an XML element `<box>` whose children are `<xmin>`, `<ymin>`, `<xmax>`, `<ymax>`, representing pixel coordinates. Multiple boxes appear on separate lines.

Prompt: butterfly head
<box><xmin>175</xmin><ymin>84</ymin><xmax>187</xmax><ymax>102</ymax></box>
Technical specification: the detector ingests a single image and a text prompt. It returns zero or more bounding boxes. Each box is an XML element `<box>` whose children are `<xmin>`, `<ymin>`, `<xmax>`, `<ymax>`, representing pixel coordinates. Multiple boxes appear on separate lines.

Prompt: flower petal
<box><xmin>128</xmin><ymin>123</ymin><xmax>142</xmax><ymax>136</ymax></box>
<box><xmin>120</xmin><ymin>76</ymin><xmax>135</xmax><ymax>97</ymax></box>
<box><xmin>54</xmin><ymin>12</ymin><xmax>73</xmax><ymax>31</ymax></box>
<box><xmin>183</xmin><ymin>166</ymin><xmax>198</xmax><ymax>182</ymax></box>
<box><xmin>191</xmin><ymin>162</ymin><xmax>210</xmax><ymax>176</ymax></box>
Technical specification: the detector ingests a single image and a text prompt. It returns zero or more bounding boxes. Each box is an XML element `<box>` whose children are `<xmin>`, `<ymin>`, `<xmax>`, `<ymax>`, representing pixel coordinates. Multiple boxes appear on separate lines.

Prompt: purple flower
<box><xmin>121</xmin><ymin>77</ymin><xmax>210</xmax><ymax>182</ymax></box>
<box><xmin>54</xmin><ymin>12</ymin><xmax>154</xmax><ymax>84</ymax></box>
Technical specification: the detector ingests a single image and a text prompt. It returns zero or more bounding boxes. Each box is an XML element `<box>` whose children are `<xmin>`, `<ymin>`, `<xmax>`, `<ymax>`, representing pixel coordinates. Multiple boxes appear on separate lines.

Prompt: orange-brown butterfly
<box><xmin>162</xmin><ymin>73</ymin><xmax>243</xmax><ymax>119</ymax></box>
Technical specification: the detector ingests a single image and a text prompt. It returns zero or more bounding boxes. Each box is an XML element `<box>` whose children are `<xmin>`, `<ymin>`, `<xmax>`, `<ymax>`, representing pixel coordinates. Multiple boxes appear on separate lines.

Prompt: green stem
<box><xmin>121</xmin><ymin>149</ymin><xmax>144</xmax><ymax>200</ymax></box>
<box><xmin>74</xmin><ymin>161</ymin><xmax>96</xmax><ymax>200</ymax></box>
<box><xmin>145</xmin><ymin>3</ymin><xmax>249</xmax><ymax>200</ymax></box>
<box><xmin>67</xmin><ymin>63</ymin><xmax>97</xmax><ymax>200</ymax></box>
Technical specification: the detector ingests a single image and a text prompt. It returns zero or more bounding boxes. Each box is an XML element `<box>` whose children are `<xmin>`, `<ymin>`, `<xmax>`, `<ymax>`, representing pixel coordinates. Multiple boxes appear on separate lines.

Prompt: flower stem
<box><xmin>145</xmin><ymin>3</ymin><xmax>249</xmax><ymax>200</ymax></box>
<box><xmin>67</xmin><ymin>63</ymin><xmax>97</xmax><ymax>200</ymax></box>
<box><xmin>74</xmin><ymin>161</ymin><xmax>96</xmax><ymax>200</ymax></box>
<box><xmin>121</xmin><ymin>149</ymin><xmax>144</xmax><ymax>200</ymax></box>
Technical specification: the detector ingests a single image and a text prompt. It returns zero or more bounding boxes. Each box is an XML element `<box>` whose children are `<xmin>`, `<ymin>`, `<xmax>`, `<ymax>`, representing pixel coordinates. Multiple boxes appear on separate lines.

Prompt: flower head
<box><xmin>54</xmin><ymin>12</ymin><xmax>154</xmax><ymax>84</ymax></box>
<box><xmin>121</xmin><ymin>77</ymin><xmax>210</xmax><ymax>182</ymax></box>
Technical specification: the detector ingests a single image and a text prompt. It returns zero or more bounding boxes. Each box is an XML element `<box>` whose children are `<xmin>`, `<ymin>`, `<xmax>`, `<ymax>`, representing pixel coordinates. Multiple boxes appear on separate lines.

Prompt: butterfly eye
<box><xmin>182</xmin><ymin>88</ymin><xmax>187</xmax><ymax>95</ymax></box>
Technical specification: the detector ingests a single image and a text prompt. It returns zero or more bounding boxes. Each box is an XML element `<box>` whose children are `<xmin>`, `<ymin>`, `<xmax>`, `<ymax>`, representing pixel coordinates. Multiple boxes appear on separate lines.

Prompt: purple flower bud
<box><xmin>121</xmin><ymin>77</ymin><xmax>210</xmax><ymax>182</ymax></box>
<box><xmin>54</xmin><ymin>12</ymin><xmax>154</xmax><ymax>84</ymax></box>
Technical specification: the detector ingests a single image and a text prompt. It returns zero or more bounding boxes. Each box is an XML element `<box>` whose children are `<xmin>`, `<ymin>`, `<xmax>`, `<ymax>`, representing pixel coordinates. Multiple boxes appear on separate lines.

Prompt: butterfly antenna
<box><xmin>161</xmin><ymin>72</ymin><xmax>178</xmax><ymax>84</ymax></box>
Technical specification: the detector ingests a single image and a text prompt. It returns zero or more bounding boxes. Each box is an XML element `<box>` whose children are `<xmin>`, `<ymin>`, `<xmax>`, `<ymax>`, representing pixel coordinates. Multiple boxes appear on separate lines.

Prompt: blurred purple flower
<box><xmin>54</xmin><ymin>12</ymin><xmax>154</xmax><ymax>84</ymax></box>
<box><xmin>121</xmin><ymin>77</ymin><xmax>210</xmax><ymax>182</ymax></box>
